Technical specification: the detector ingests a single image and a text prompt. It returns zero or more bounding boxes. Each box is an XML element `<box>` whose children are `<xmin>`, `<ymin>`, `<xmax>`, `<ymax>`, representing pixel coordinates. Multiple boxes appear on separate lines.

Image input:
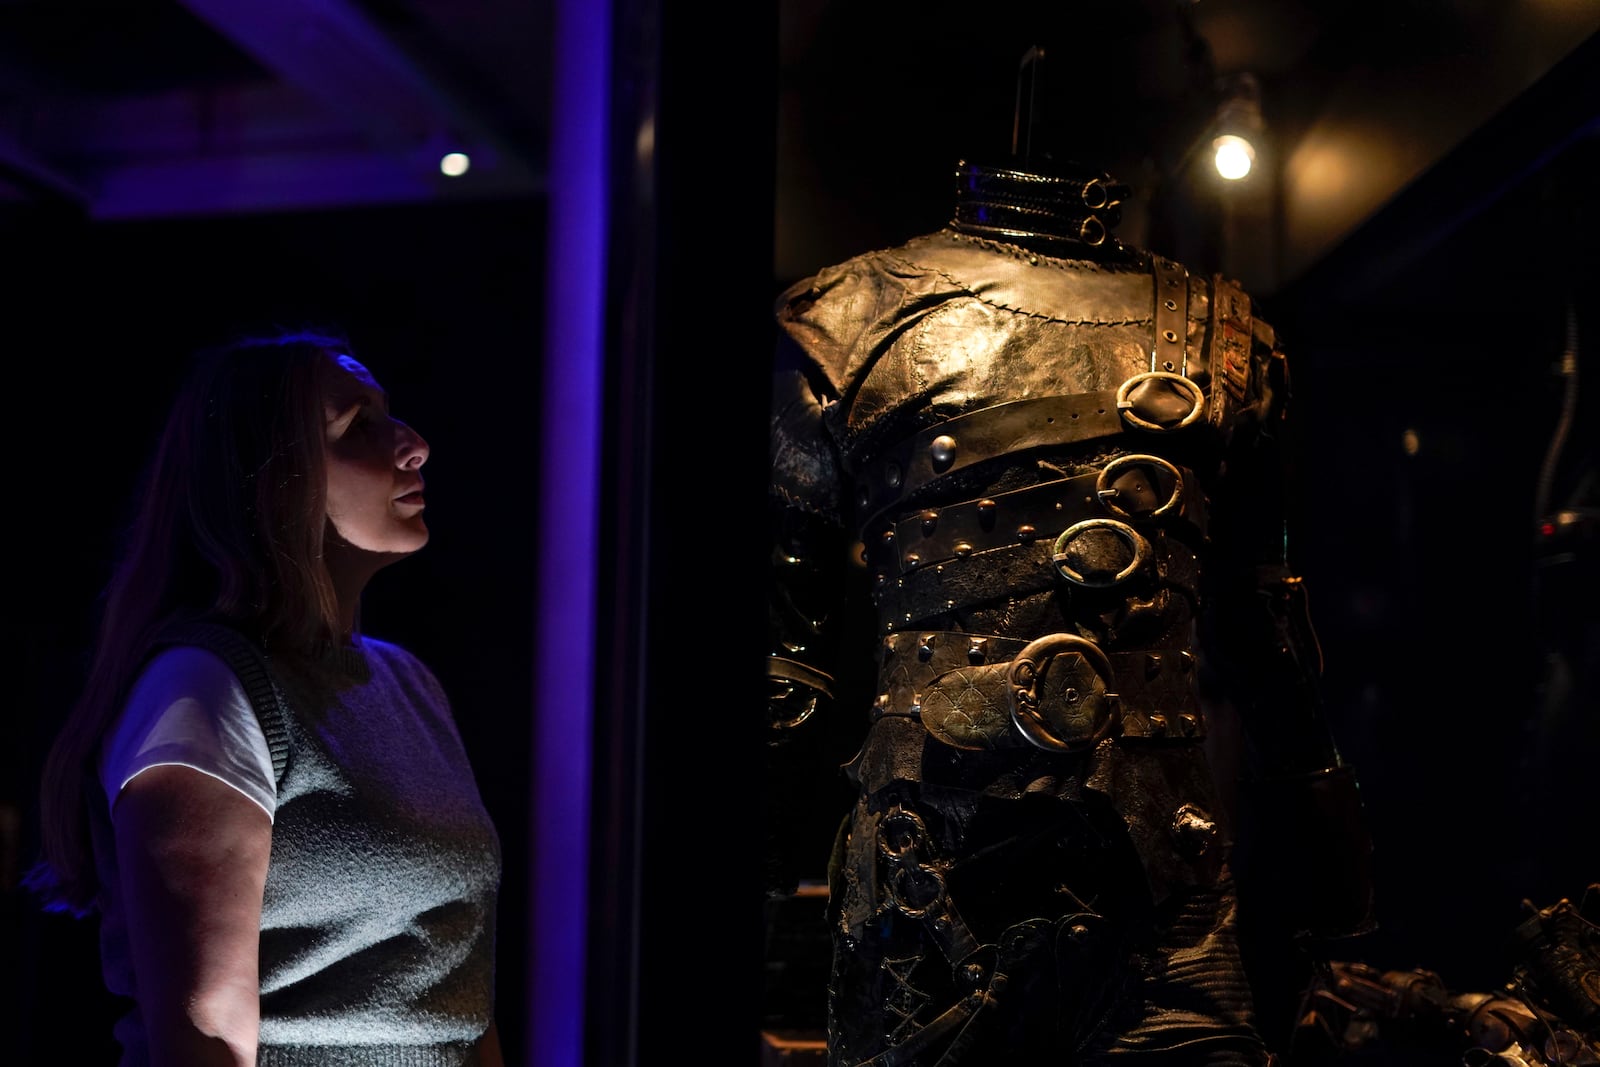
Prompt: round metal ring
<box><xmin>877</xmin><ymin>807</ymin><xmax>927</xmax><ymax>862</ymax></box>
<box><xmin>1081</xmin><ymin>178</ymin><xmax>1109</xmax><ymax>211</ymax></box>
<box><xmin>1078</xmin><ymin>216</ymin><xmax>1107</xmax><ymax>247</ymax></box>
<box><xmin>1116</xmin><ymin>371</ymin><xmax>1205</xmax><ymax>432</ymax></box>
<box><xmin>1095</xmin><ymin>454</ymin><xmax>1185</xmax><ymax>521</ymax></box>
<box><xmin>1051</xmin><ymin>518</ymin><xmax>1152</xmax><ymax>587</ymax></box>
<box><xmin>1006</xmin><ymin>632</ymin><xmax>1116</xmax><ymax>752</ymax></box>
<box><xmin>888</xmin><ymin>863</ymin><xmax>947</xmax><ymax>918</ymax></box>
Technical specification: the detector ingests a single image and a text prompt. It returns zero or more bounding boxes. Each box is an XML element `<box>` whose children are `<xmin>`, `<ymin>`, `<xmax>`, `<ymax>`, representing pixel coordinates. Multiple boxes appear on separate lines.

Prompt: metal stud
<box><xmin>930</xmin><ymin>435</ymin><xmax>958</xmax><ymax>468</ymax></box>
<box><xmin>1145</xmin><ymin>653</ymin><xmax>1162</xmax><ymax>678</ymax></box>
<box><xmin>1148</xmin><ymin>713</ymin><xmax>1169</xmax><ymax>737</ymax></box>
<box><xmin>921</xmin><ymin>509</ymin><xmax>939</xmax><ymax>535</ymax></box>
<box><xmin>977</xmin><ymin>499</ymin><xmax>997</xmax><ymax>515</ymax></box>
<box><xmin>886</xmin><ymin>463</ymin><xmax>902</xmax><ymax>489</ymax></box>
<box><xmin>1017</xmin><ymin>524</ymin><xmax>1038</xmax><ymax>540</ymax></box>
<box><xmin>1178</xmin><ymin>713</ymin><xmax>1199</xmax><ymax>736</ymax></box>
<box><xmin>967</xmin><ymin>637</ymin><xmax>988</xmax><ymax>663</ymax></box>
<box><xmin>905</xmin><ymin>552</ymin><xmax>921</xmax><ymax>568</ymax></box>
<box><xmin>953</xmin><ymin>542</ymin><xmax>973</xmax><ymax>558</ymax></box>
<box><xmin>882</xmin><ymin>529</ymin><xmax>896</xmax><ymax>545</ymax></box>
<box><xmin>918</xmin><ymin>635</ymin><xmax>935</xmax><ymax>659</ymax></box>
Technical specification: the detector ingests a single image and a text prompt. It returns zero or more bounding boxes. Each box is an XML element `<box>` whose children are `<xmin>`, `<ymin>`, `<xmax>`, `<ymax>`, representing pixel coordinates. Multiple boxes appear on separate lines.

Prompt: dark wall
<box><xmin>1270</xmin><ymin>125</ymin><xmax>1599</xmax><ymax>995</ymax></box>
<box><xmin>4</xmin><ymin>196</ymin><xmax>544</xmax><ymax>1065</ymax></box>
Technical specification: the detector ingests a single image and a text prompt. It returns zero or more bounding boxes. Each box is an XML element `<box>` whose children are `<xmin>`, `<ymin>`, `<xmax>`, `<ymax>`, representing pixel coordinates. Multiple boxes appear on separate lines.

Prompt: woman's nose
<box><xmin>396</xmin><ymin>420</ymin><xmax>429</xmax><ymax>470</ymax></box>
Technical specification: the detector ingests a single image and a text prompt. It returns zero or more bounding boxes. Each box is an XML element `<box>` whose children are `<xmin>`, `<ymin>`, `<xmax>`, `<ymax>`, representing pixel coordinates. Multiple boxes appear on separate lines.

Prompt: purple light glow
<box><xmin>530</xmin><ymin>0</ymin><xmax>609</xmax><ymax>1063</ymax></box>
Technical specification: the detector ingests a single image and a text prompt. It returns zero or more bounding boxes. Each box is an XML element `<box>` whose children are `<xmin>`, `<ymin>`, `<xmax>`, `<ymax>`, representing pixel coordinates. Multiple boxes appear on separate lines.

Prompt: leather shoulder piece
<box><xmin>1206</xmin><ymin>274</ymin><xmax>1253</xmax><ymax>428</ymax></box>
<box><xmin>149</xmin><ymin>620</ymin><xmax>293</xmax><ymax>786</ymax></box>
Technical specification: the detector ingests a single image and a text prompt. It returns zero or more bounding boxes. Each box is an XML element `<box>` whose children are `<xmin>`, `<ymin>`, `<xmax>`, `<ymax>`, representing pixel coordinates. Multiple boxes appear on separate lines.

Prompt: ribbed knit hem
<box><xmin>258</xmin><ymin>1042</ymin><xmax>478</xmax><ymax>1066</ymax></box>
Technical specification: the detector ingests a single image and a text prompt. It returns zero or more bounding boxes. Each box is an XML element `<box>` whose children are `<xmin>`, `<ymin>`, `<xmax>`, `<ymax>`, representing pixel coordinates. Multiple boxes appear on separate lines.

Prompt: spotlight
<box><xmin>440</xmin><ymin>152</ymin><xmax>471</xmax><ymax>177</ymax></box>
<box><xmin>1211</xmin><ymin>73</ymin><xmax>1264</xmax><ymax>182</ymax></box>
<box><xmin>1213</xmin><ymin>134</ymin><xmax>1255</xmax><ymax>180</ymax></box>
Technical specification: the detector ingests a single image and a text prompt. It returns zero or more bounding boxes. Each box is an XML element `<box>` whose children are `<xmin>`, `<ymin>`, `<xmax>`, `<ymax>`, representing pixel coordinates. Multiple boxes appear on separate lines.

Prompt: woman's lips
<box><xmin>395</xmin><ymin>491</ymin><xmax>426</xmax><ymax>507</ymax></box>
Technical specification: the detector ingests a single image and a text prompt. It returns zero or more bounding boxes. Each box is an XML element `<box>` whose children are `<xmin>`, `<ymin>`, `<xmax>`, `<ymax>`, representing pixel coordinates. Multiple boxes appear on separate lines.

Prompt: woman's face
<box><xmin>321</xmin><ymin>352</ymin><xmax>431</xmax><ymax>555</ymax></box>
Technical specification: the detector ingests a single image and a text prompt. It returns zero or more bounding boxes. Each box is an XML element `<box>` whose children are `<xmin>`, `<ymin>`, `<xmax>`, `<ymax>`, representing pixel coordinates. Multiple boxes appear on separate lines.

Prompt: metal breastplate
<box><xmin>827</xmin><ymin>235</ymin><xmax>1253</xmax><ymax>789</ymax></box>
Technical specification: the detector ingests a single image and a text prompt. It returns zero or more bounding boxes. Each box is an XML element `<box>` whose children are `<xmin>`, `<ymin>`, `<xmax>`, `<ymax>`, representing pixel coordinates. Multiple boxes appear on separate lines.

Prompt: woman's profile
<box><xmin>27</xmin><ymin>330</ymin><xmax>502</xmax><ymax>1066</ymax></box>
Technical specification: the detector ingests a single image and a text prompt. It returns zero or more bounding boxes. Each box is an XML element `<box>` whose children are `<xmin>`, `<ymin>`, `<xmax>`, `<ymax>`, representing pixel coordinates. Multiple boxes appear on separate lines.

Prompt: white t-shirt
<box><xmin>98</xmin><ymin>645</ymin><xmax>277</xmax><ymax>820</ymax></box>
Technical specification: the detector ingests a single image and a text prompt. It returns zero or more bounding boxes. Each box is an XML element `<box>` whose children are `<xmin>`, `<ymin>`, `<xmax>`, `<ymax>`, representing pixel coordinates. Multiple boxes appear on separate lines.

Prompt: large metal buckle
<box><xmin>1052</xmin><ymin>518</ymin><xmax>1152</xmax><ymax>587</ymax></box>
<box><xmin>1116</xmin><ymin>371</ymin><xmax>1205</xmax><ymax>432</ymax></box>
<box><xmin>1095</xmin><ymin>454</ymin><xmax>1185</xmax><ymax>521</ymax></box>
<box><xmin>1006</xmin><ymin>633</ymin><xmax>1117</xmax><ymax>752</ymax></box>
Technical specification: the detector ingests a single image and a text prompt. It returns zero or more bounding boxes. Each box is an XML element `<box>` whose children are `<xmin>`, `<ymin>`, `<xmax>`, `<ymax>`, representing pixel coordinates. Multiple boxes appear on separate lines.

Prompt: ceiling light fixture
<box><xmin>1212</xmin><ymin>73</ymin><xmax>1263</xmax><ymax>182</ymax></box>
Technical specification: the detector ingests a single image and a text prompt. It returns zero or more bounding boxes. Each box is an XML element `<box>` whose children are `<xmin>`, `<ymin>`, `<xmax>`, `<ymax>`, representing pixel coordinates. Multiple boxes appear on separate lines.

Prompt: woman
<box><xmin>28</xmin><ymin>331</ymin><xmax>503</xmax><ymax>1066</ymax></box>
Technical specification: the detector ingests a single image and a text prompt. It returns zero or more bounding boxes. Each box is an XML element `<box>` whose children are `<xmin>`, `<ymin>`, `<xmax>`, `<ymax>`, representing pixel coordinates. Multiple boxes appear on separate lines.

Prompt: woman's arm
<box><xmin>114</xmin><ymin>764</ymin><xmax>272</xmax><ymax>1067</ymax></box>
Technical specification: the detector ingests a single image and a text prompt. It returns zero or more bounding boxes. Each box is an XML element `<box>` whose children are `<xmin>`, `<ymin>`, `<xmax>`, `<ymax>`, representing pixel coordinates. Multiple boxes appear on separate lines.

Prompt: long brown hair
<box><xmin>28</xmin><ymin>330</ymin><xmax>352</xmax><ymax>915</ymax></box>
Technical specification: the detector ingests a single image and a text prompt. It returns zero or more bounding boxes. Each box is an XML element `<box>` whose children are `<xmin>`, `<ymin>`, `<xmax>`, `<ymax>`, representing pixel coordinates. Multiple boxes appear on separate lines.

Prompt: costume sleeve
<box><xmin>764</xmin><ymin>329</ymin><xmax>867</xmax><ymax>896</ymax></box>
<box><xmin>99</xmin><ymin>646</ymin><xmax>278</xmax><ymax>821</ymax></box>
<box><xmin>1201</xmin><ymin>301</ymin><xmax>1376</xmax><ymax>943</ymax></box>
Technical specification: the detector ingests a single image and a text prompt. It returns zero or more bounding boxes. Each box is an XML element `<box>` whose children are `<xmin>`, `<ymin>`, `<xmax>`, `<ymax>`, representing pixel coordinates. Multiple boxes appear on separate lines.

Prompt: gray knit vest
<box><xmin>155</xmin><ymin>624</ymin><xmax>501</xmax><ymax>1066</ymax></box>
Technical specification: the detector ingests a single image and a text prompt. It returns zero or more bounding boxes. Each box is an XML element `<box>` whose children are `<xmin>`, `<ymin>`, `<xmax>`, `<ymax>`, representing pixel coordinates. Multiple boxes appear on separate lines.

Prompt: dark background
<box><xmin>1</xmin><ymin>3</ymin><xmax>1596</xmax><ymax>1065</ymax></box>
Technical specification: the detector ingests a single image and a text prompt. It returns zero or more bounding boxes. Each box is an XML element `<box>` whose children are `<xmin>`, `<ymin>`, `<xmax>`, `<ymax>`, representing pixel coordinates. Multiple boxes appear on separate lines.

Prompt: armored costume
<box><xmin>767</xmin><ymin>160</ymin><xmax>1373</xmax><ymax>1065</ymax></box>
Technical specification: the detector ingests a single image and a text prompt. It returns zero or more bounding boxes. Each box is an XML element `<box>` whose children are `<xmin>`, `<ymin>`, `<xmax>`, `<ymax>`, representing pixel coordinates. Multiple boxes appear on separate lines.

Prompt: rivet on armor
<box><xmin>1068</xmin><ymin>923</ymin><xmax>1090</xmax><ymax>941</ymax></box>
<box><xmin>904</xmin><ymin>612</ymin><xmax>912</xmax><ymax>622</ymax></box>
<box><xmin>875</xmin><ymin>573</ymin><xmax>887</xmax><ymax>588</ymax></box>
<box><xmin>1017</xmin><ymin>524</ymin><xmax>1037</xmax><ymax>540</ymax></box>
<box><xmin>945</xmin><ymin>599</ymin><xmax>955</xmax><ymax>610</ymax></box>
<box><xmin>930</xmin><ymin>435</ymin><xmax>958</xmax><ymax>468</ymax></box>
<box><xmin>1178</xmin><ymin>713</ymin><xmax>1199</xmax><ymax>736</ymax></box>
<box><xmin>967</xmin><ymin>637</ymin><xmax>988</xmax><ymax>663</ymax></box>
<box><xmin>1148</xmin><ymin>713</ymin><xmax>1169</xmax><ymax>737</ymax></box>
<box><xmin>963</xmin><ymin>962</ymin><xmax>986</xmax><ymax>984</ymax></box>
<box><xmin>882</xmin><ymin>528</ymin><xmax>896</xmax><ymax>545</ymax></box>
<box><xmin>909</xmin><ymin>699</ymin><xmax>922</xmax><ymax>716</ymax></box>
<box><xmin>883</xmin><ymin>635</ymin><xmax>898</xmax><ymax>656</ymax></box>
<box><xmin>886</xmin><ymin>463</ymin><xmax>902</xmax><ymax>489</ymax></box>
<box><xmin>905</xmin><ymin>552</ymin><xmax>921</xmax><ymax>568</ymax></box>
<box><xmin>1179</xmin><ymin>651</ymin><xmax>1196</xmax><ymax>673</ymax></box>
<box><xmin>875</xmin><ymin>693</ymin><xmax>889</xmax><ymax>709</ymax></box>
<box><xmin>1145</xmin><ymin>653</ymin><xmax>1162</xmax><ymax>678</ymax></box>
<box><xmin>921</xmin><ymin>509</ymin><xmax>939</xmax><ymax>534</ymax></box>
<box><xmin>953</xmin><ymin>542</ymin><xmax>974</xmax><ymax>558</ymax></box>
<box><xmin>918</xmin><ymin>635</ymin><xmax>935</xmax><ymax>659</ymax></box>
<box><xmin>978</xmin><ymin>498</ymin><xmax>997</xmax><ymax>515</ymax></box>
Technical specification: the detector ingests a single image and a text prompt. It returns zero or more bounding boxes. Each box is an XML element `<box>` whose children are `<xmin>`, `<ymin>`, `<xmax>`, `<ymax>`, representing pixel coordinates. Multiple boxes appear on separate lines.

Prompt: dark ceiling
<box><xmin>1</xmin><ymin>0</ymin><xmax>1594</xmax><ymax>297</ymax></box>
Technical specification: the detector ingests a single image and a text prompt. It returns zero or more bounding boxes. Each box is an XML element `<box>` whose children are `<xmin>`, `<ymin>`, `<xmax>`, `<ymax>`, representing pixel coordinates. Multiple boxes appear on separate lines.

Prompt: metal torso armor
<box><xmin>770</xmin><ymin>219</ymin><xmax>1291</xmax><ymax>1064</ymax></box>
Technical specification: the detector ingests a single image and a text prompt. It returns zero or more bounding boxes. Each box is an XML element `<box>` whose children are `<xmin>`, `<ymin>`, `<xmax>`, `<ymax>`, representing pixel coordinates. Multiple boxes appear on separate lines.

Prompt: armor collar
<box><xmin>950</xmin><ymin>158</ymin><xmax>1134</xmax><ymax>259</ymax></box>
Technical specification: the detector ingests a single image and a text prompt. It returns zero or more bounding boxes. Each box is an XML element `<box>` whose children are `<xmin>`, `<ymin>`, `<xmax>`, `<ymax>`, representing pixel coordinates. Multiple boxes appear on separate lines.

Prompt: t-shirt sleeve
<box><xmin>99</xmin><ymin>645</ymin><xmax>278</xmax><ymax>821</ymax></box>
